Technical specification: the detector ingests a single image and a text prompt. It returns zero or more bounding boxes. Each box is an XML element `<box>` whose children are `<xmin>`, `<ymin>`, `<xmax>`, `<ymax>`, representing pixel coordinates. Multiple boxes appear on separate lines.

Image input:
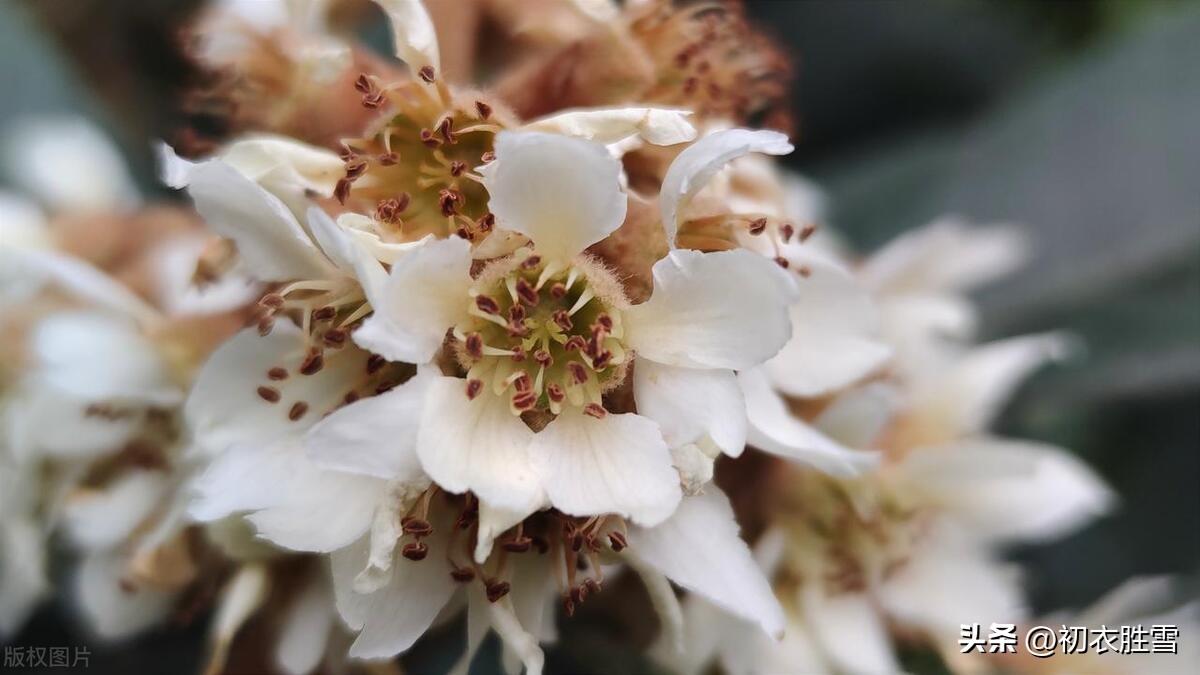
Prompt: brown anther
<box><xmin>378</xmin><ymin>152</ymin><xmax>399</xmax><ymax>166</ymax></box>
<box><xmin>312</xmin><ymin>306</ymin><xmax>337</xmax><ymax>321</ymax></box>
<box><xmin>683</xmin><ymin>77</ymin><xmax>699</xmax><ymax>95</ymax></box>
<box><xmin>595</xmin><ymin>314</ymin><xmax>614</xmax><ymax>332</ymax></box>
<box><xmin>512</xmin><ymin>390</ymin><xmax>537</xmax><ymax>411</ymax></box>
<box><xmin>362</xmin><ymin>93</ymin><xmax>384</xmax><ymax>109</ymax></box>
<box><xmin>323</xmin><ymin>329</ymin><xmax>347</xmax><ymax>348</ymax></box>
<box><xmin>480</xmin><ymin>150</ymin><xmax>496</xmax><ymax>163</ymax></box>
<box><xmin>508</xmin><ymin>303</ymin><xmax>526</xmax><ymax>323</ymax></box>
<box><xmin>259</xmin><ymin>293</ymin><xmax>285</xmax><ymax>309</ymax></box>
<box><xmin>254</xmin><ymin>316</ymin><xmax>271</xmax><ymax>337</ymax></box>
<box><xmin>465</xmin><ymin>378</ymin><xmax>483</xmax><ymax>400</ymax></box>
<box><xmin>354</xmin><ymin>74</ymin><xmax>373</xmax><ymax>93</ymax></box>
<box><xmin>520</xmin><ymin>255</ymin><xmax>542</xmax><ymax>270</ymax></box>
<box><xmin>591</xmin><ymin>350</ymin><xmax>612</xmax><ymax>370</ymax></box>
<box><xmin>607</xmin><ymin>531</ymin><xmax>627</xmax><ymax>552</ymax></box>
<box><xmin>439</xmin><ymin>189</ymin><xmax>461</xmax><ymax>216</ymax></box>
<box><xmin>799</xmin><ymin>223</ymin><xmax>817</xmax><ymax>241</ymax></box>
<box><xmin>798</xmin><ymin>265</ymin><xmax>812</xmax><ymax>278</ymax></box>
<box><xmin>546</xmin><ymin>384</ymin><xmax>565</xmax><ymax>403</ymax></box>
<box><xmin>437</xmin><ymin>117</ymin><xmax>457</xmax><ymax>143</ymax></box>
<box><xmin>549</xmin><ymin>283</ymin><xmax>567</xmax><ymax>299</ymax></box>
<box><xmin>455</xmin><ymin>227</ymin><xmax>472</xmax><ymax>241</ymax></box>
<box><xmin>474</xmin><ymin>100</ymin><xmax>493</xmax><ymax>119</ymax></box>
<box><xmin>402</xmin><ymin>518</ymin><xmax>433</xmax><ymax>537</ymax></box>
<box><xmin>476</xmin><ymin>213</ymin><xmax>495</xmax><ymax>232</ymax></box>
<box><xmin>475</xmin><ymin>295</ymin><xmax>501</xmax><ymax>314</ymax></box>
<box><xmin>418</xmin><ymin>65</ymin><xmax>436</xmax><ymax>83</ymax></box>
<box><xmin>485</xmin><ymin>580</ymin><xmax>511</xmax><ymax>603</ymax></box>
<box><xmin>515</xmin><ymin>279</ymin><xmax>539</xmax><ymax>306</ymax></box>
<box><xmin>449</xmin><ymin>160</ymin><xmax>466</xmax><ymax>177</ymax></box>
<box><xmin>401</xmin><ymin>541</ymin><xmax>428</xmax><ymax>561</ymax></box>
<box><xmin>450</xmin><ymin>567</ymin><xmax>476</xmax><ymax>583</ymax></box>
<box><xmin>774</xmin><ymin>256</ymin><xmax>790</xmax><ymax>269</ymax></box>
<box><xmin>562</xmin><ymin>594</ymin><xmax>576</xmax><ymax>617</ymax></box>
<box><xmin>502</xmin><ymin>537</ymin><xmax>532</xmax><ymax>553</ymax></box>
<box><xmin>748</xmin><ymin>217</ymin><xmax>768</xmax><ymax>235</ymax></box>
<box><xmin>510</xmin><ymin>345</ymin><xmax>526</xmax><ymax>362</ymax></box>
<box><xmin>583</xmin><ymin>578</ymin><xmax>602</xmax><ymax>595</ymax></box>
<box><xmin>570</xmin><ymin>585</ymin><xmax>586</xmax><ymax>605</ymax></box>
<box><xmin>299</xmin><ymin>352</ymin><xmax>324</xmax><ymax>376</ymax></box>
<box><xmin>267</xmin><ymin>367</ymin><xmax>288</xmax><ymax>381</ymax></box>
<box><xmin>334</xmin><ymin>178</ymin><xmax>352</xmax><ymax>204</ymax></box>
<box><xmin>465</xmin><ymin>333</ymin><xmax>484</xmax><ymax>359</ymax></box>
<box><xmin>419</xmin><ymin>128</ymin><xmax>440</xmax><ymax>148</ymax></box>
<box><xmin>567</xmin><ymin>362</ymin><xmax>589</xmax><ymax>384</ymax></box>
<box><xmin>564</xmin><ymin>336</ymin><xmax>587</xmax><ymax>352</ymax></box>
<box><xmin>552</xmin><ymin>310</ymin><xmax>573</xmax><ymax>331</ymax></box>
<box><xmin>344</xmin><ymin>161</ymin><xmax>367</xmax><ymax>179</ymax></box>
<box><xmin>583</xmin><ymin>403</ymin><xmax>607</xmax><ymax>419</ymax></box>
<box><xmin>366</xmin><ymin>353</ymin><xmax>386</xmax><ymax>374</ymax></box>
<box><xmin>512</xmin><ymin>372</ymin><xmax>533</xmax><ymax>393</ymax></box>
<box><xmin>533</xmin><ymin>349</ymin><xmax>553</xmax><ymax>367</ymax></box>
<box><xmin>288</xmin><ymin>402</ymin><xmax>309</xmax><ymax>421</ymax></box>
<box><xmin>780</xmin><ymin>223</ymin><xmax>795</xmax><ymax>242</ymax></box>
<box><xmin>256</xmin><ymin>386</ymin><xmax>281</xmax><ymax>403</ymax></box>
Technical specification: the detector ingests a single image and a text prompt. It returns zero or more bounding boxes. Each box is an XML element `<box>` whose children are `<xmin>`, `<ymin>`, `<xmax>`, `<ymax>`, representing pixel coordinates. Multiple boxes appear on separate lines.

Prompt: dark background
<box><xmin>2</xmin><ymin>0</ymin><xmax>1197</xmax><ymax>672</ymax></box>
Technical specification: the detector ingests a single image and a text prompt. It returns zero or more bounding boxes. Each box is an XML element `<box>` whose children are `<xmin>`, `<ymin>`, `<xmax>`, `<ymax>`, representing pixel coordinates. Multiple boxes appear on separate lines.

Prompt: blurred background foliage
<box><xmin>2</xmin><ymin>0</ymin><xmax>1197</xmax><ymax>672</ymax></box>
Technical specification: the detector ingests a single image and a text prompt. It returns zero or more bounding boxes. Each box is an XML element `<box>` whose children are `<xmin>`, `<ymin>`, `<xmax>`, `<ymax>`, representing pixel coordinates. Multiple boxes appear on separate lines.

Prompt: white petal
<box><xmin>480</xmin><ymin>131</ymin><xmax>627</xmax><ymax>262</ymax></box>
<box><xmin>416</xmin><ymin>377</ymin><xmax>543</xmax><ymax>513</ymax></box>
<box><xmin>4</xmin><ymin>384</ymin><xmax>140</xmax><ymax>461</ymax></box>
<box><xmin>474</xmin><ymin>501</ymin><xmax>529</xmax><ymax>564</ymax></box>
<box><xmin>346</xmin><ymin>531</ymin><xmax>461</xmax><ymax>658</ymax></box>
<box><xmin>189</xmin><ymin>438</ymin><xmax>384</xmax><ymax>553</ymax></box>
<box><xmin>531</xmin><ymin>410</ymin><xmax>681</xmax><ymax>526</ymax></box>
<box><xmin>148</xmin><ymin>235</ymin><xmax>261</xmax><ymax>317</ymax></box>
<box><xmin>207</xmin><ymin>563</ymin><xmax>270</xmax><ymax>675</ymax></box>
<box><xmin>1</xmin><ymin>247</ymin><xmax>160</xmax><ymax>325</ymax></box>
<box><xmin>484</xmin><ymin>596</ymin><xmax>545</xmax><ymax>675</ymax></box>
<box><xmin>156</xmin><ymin>142</ymin><xmax>197</xmax><ymax>189</ymax></box>
<box><xmin>903</xmin><ymin>439</ymin><xmax>1114</xmax><ymax>544</ymax></box>
<box><xmin>625</xmin><ymin>249</ymin><xmax>795</xmax><ymax>370</ymax></box>
<box><xmin>246</xmin><ymin>470</ymin><xmax>387</xmax><ymax>552</ymax></box>
<box><xmin>670</xmin><ymin>442</ymin><xmax>717</xmax><ymax>495</ymax></box>
<box><xmin>330</xmin><ymin>538</ymin><xmax>372</xmax><ymax>631</ymax></box>
<box><xmin>307</xmin><ymin>207</ymin><xmax>387</xmax><ymax>298</ymax></box>
<box><xmin>0</xmin><ymin>519</ymin><xmax>48</xmax><ymax>637</ymax></box>
<box><xmin>524</xmin><ymin>107</ymin><xmax>697</xmax><ymax>146</ymax></box>
<box><xmin>799</xmin><ymin>588</ymin><xmax>898</xmax><ymax>675</ymax></box>
<box><xmin>185</xmin><ymin>159</ymin><xmax>335</xmax><ymax>282</ymax></box>
<box><xmin>275</xmin><ymin>574</ymin><xmax>335</xmax><ymax>675</ymax></box>
<box><xmin>30</xmin><ymin>311</ymin><xmax>179</xmax><ymax>407</ymax></box>
<box><xmin>372</xmin><ymin>0</ymin><xmax>440</xmax><ymax>72</ymax></box>
<box><xmin>813</xmin><ymin>382</ymin><xmax>898</xmax><ymax>449</ymax></box>
<box><xmin>185</xmin><ymin>324</ymin><xmax>369</xmax><ymax>456</ymax></box>
<box><xmin>765</xmin><ymin>251</ymin><xmax>891</xmax><ymax>397</ymax></box>
<box><xmin>76</xmin><ymin>550</ymin><xmax>177</xmax><ymax>640</ymax></box>
<box><xmin>875</xmin><ymin>525</ymin><xmax>1026</xmax><ymax>638</ymax></box>
<box><xmin>3</xmin><ymin>114</ymin><xmax>138</xmax><ymax>212</ymax></box>
<box><xmin>907</xmin><ymin>333</ymin><xmax>1072</xmax><ymax>437</ymax></box>
<box><xmin>217</xmin><ymin>135</ymin><xmax>345</xmax><ymax>196</ymax></box>
<box><xmin>659</xmin><ymin>128</ymin><xmax>792</xmax><ymax>245</ymax></box>
<box><xmin>633</xmin><ymin>359</ymin><xmax>746</xmax><ymax>456</ymax></box>
<box><xmin>305</xmin><ymin>376</ymin><xmax>429</xmax><ymax>480</ymax></box>
<box><xmin>353</xmin><ymin>236</ymin><xmax>472</xmax><ymax>364</ymax></box>
<box><xmin>62</xmin><ymin>470</ymin><xmax>169</xmax><ymax>550</ymax></box>
<box><xmin>628</xmin><ymin>489</ymin><xmax>784</xmax><ymax>638</ymax></box>
<box><xmin>860</xmin><ymin>217</ymin><xmax>1028</xmax><ymax>293</ymax></box>
<box><xmin>739</xmin><ymin>368</ymin><xmax>879</xmax><ymax>476</ymax></box>
<box><xmin>339</xmin><ymin>213</ymin><xmax>434</xmax><ymax>264</ymax></box>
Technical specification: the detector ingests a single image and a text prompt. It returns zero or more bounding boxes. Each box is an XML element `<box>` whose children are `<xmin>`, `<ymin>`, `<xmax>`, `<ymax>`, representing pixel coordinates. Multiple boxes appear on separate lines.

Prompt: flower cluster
<box><xmin>2</xmin><ymin>2</ymin><xmax>1179</xmax><ymax>675</ymax></box>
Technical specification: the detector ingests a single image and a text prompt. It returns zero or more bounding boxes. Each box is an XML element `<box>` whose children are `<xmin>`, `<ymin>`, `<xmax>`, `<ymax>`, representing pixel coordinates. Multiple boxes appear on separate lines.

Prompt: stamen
<box><xmin>288</xmin><ymin>402</ymin><xmax>308</xmax><ymax>421</ymax></box>
<box><xmin>402</xmin><ymin>541</ymin><xmax>429</xmax><ymax>561</ymax></box>
<box><xmin>299</xmin><ymin>352</ymin><xmax>324</xmax><ymax>376</ymax></box>
<box><xmin>583</xmin><ymin>403</ymin><xmax>607</xmax><ymax>419</ymax></box>
<box><xmin>256</xmin><ymin>386</ymin><xmax>280</xmax><ymax>403</ymax></box>
<box><xmin>267</xmin><ymin>367</ymin><xmax>288</xmax><ymax>381</ymax></box>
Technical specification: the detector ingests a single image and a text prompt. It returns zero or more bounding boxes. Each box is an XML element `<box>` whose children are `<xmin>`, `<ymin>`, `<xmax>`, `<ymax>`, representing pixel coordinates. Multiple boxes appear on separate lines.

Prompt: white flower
<box><xmin>347</xmin><ymin>130</ymin><xmax>793</xmax><ymax>540</ymax></box>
